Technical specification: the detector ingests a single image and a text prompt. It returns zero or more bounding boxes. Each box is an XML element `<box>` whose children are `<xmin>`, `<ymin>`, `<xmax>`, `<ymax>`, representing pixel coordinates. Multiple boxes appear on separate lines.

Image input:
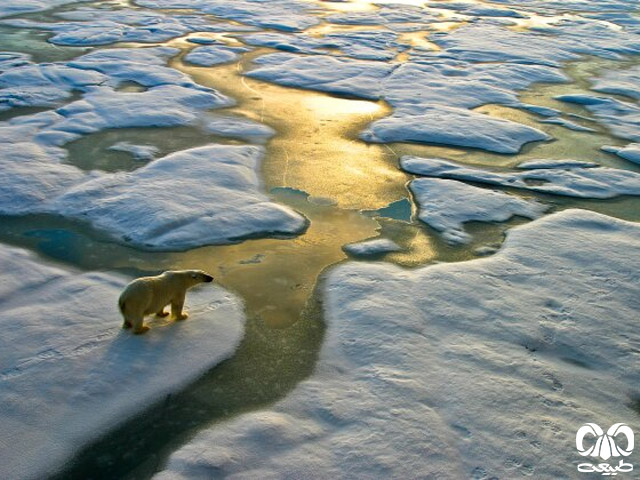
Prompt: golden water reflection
<box><xmin>175</xmin><ymin>48</ymin><xmax>409</xmax><ymax>210</ymax></box>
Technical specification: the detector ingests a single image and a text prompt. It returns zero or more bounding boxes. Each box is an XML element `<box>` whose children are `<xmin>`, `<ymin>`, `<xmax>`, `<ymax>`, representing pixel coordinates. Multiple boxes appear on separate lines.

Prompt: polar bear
<box><xmin>118</xmin><ymin>270</ymin><xmax>214</xmax><ymax>334</ymax></box>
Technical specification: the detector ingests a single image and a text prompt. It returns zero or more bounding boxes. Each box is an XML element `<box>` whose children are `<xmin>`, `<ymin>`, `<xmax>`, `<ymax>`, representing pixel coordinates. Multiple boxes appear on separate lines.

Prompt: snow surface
<box><xmin>0</xmin><ymin>244</ymin><xmax>246</xmax><ymax>480</ymax></box>
<box><xmin>601</xmin><ymin>143</ymin><xmax>640</xmax><ymax>165</ymax></box>
<box><xmin>49</xmin><ymin>145</ymin><xmax>309</xmax><ymax>250</ymax></box>
<box><xmin>401</xmin><ymin>156</ymin><xmax>640</xmax><ymax>199</ymax></box>
<box><xmin>409</xmin><ymin>178</ymin><xmax>547</xmax><ymax>244</ymax></box>
<box><xmin>203</xmin><ymin>115</ymin><xmax>276</xmax><ymax>142</ymax></box>
<box><xmin>342</xmin><ymin>238</ymin><xmax>402</xmax><ymax>257</ymax></box>
<box><xmin>0</xmin><ymin>9</ymin><xmax>252</xmax><ymax>46</ymax></box>
<box><xmin>555</xmin><ymin>94</ymin><xmax>640</xmax><ymax>142</ymax></box>
<box><xmin>591</xmin><ymin>65</ymin><xmax>640</xmax><ymax>100</ymax></box>
<box><xmin>242</xmin><ymin>30</ymin><xmax>403</xmax><ymax>61</ymax></box>
<box><xmin>424</xmin><ymin>20</ymin><xmax>640</xmax><ymax>67</ymax></box>
<box><xmin>183</xmin><ymin>46</ymin><xmax>246</xmax><ymax>67</ymax></box>
<box><xmin>135</xmin><ymin>0</ymin><xmax>321</xmax><ymax>32</ymax></box>
<box><xmin>361</xmin><ymin>104</ymin><xmax>549</xmax><ymax>153</ymax></box>
<box><xmin>538</xmin><ymin>117</ymin><xmax>596</xmax><ymax>133</ymax></box>
<box><xmin>0</xmin><ymin>0</ymin><xmax>87</xmax><ymax>18</ymax></box>
<box><xmin>153</xmin><ymin>209</ymin><xmax>640</xmax><ymax>479</ymax></box>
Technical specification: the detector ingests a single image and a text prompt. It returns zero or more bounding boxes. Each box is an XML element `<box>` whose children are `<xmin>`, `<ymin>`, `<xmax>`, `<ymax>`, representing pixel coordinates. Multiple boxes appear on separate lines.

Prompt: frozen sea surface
<box><xmin>401</xmin><ymin>156</ymin><xmax>640</xmax><ymax>199</ymax></box>
<box><xmin>153</xmin><ymin>210</ymin><xmax>640</xmax><ymax>479</ymax></box>
<box><xmin>409</xmin><ymin>177</ymin><xmax>547</xmax><ymax>244</ymax></box>
<box><xmin>0</xmin><ymin>244</ymin><xmax>246</xmax><ymax>480</ymax></box>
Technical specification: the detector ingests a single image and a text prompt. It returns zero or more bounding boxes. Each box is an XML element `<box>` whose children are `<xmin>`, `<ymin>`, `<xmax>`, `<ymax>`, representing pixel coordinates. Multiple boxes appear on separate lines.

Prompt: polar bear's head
<box><xmin>180</xmin><ymin>270</ymin><xmax>214</xmax><ymax>288</ymax></box>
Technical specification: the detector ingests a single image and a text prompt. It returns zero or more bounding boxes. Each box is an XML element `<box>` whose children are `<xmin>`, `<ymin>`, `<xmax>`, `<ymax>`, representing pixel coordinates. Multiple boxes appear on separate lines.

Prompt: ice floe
<box><xmin>538</xmin><ymin>116</ymin><xmax>596</xmax><ymax>132</ymax></box>
<box><xmin>49</xmin><ymin>145</ymin><xmax>308</xmax><ymax>250</ymax></box>
<box><xmin>246</xmin><ymin>53</ymin><xmax>393</xmax><ymax>100</ymax></box>
<box><xmin>153</xmin><ymin>209</ymin><xmax>640</xmax><ymax>479</ymax></box>
<box><xmin>342</xmin><ymin>238</ymin><xmax>402</xmax><ymax>257</ymax></box>
<box><xmin>362</xmin><ymin>104</ymin><xmax>549</xmax><ymax>153</ymax></box>
<box><xmin>0</xmin><ymin>0</ymin><xmax>83</xmax><ymax>18</ymax></box>
<box><xmin>0</xmin><ymin>122</ymin><xmax>87</xmax><ymax>215</ymax></box>
<box><xmin>0</xmin><ymin>8</ymin><xmax>251</xmax><ymax>46</ymax></box>
<box><xmin>591</xmin><ymin>65</ymin><xmax>640</xmax><ymax>100</ymax></box>
<box><xmin>203</xmin><ymin>115</ymin><xmax>276</xmax><ymax>142</ymax></box>
<box><xmin>401</xmin><ymin>155</ymin><xmax>640</xmax><ymax>199</ymax></box>
<box><xmin>242</xmin><ymin>30</ymin><xmax>403</xmax><ymax>61</ymax></box>
<box><xmin>325</xmin><ymin>5</ymin><xmax>442</xmax><ymax>30</ymax></box>
<box><xmin>425</xmin><ymin>21</ymin><xmax>640</xmax><ymax>67</ymax></box>
<box><xmin>0</xmin><ymin>62</ymin><xmax>106</xmax><ymax>111</ymax></box>
<box><xmin>0</xmin><ymin>244</ymin><xmax>246</xmax><ymax>480</ymax></box>
<box><xmin>183</xmin><ymin>45</ymin><xmax>246</xmax><ymax>66</ymax></box>
<box><xmin>409</xmin><ymin>178</ymin><xmax>547</xmax><ymax>244</ymax></box>
<box><xmin>135</xmin><ymin>0</ymin><xmax>321</xmax><ymax>32</ymax></box>
<box><xmin>555</xmin><ymin>94</ymin><xmax>640</xmax><ymax>142</ymax></box>
<box><xmin>601</xmin><ymin>143</ymin><xmax>640</xmax><ymax>165</ymax></box>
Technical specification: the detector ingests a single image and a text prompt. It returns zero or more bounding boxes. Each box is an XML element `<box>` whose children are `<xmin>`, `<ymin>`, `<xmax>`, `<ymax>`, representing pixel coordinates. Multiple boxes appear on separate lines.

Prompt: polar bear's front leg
<box><xmin>171</xmin><ymin>295</ymin><xmax>189</xmax><ymax>321</ymax></box>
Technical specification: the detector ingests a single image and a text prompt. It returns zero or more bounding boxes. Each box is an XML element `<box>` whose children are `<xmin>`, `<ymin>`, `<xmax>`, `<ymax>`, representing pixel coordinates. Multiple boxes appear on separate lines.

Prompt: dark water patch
<box><xmin>363</xmin><ymin>197</ymin><xmax>413</xmax><ymax>222</ymax></box>
<box><xmin>64</xmin><ymin>125</ymin><xmax>245</xmax><ymax>172</ymax></box>
<box><xmin>0</xmin><ymin>26</ymin><xmax>89</xmax><ymax>63</ymax></box>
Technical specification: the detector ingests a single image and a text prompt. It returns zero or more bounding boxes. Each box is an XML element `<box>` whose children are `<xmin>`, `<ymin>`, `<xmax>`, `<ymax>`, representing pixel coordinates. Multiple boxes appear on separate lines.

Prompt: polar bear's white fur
<box><xmin>118</xmin><ymin>270</ymin><xmax>214</xmax><ymax>334</ymax></box>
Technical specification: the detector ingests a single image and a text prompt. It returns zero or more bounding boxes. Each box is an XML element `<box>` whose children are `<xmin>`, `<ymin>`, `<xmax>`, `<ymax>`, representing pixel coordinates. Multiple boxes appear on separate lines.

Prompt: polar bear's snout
<box><xmin>204</xmin><ymin>274</ymin><xmax>214</xmax><ymax>283</ymax></box>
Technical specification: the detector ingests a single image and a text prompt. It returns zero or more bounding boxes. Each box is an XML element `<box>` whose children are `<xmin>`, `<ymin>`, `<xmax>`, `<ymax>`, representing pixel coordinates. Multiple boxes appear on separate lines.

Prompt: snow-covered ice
<box><xmin>361</xmin><ymin>104</ymin><xmax>550</xmax><ymax>153</ymax></box>
<box><xmin>425</xmin><ymin>20</ymin><xmax>640</xmax><ymax>67</ymax></box>
<box><xmin>135</xmin><ymin>0</ymin><xmax>321</xmax><ymax>32</ymax></box>
<box><xmin>0</xmin><ymin>9</ymin><xmax>249</xmax><ymax>46</ymax></box>
<box><xmin>246</xmin><ymin>53</ymin><xmax>393</xmax><ymax>100</ymax></box>
<box><xmin>342</xmin><ymin>238</ymin><xmax>402</xmax><ymax>257</ymax></box>
<box><xmin>0</xmin><ymin>122</ymin><xmax>86</xmax><ymax>215</ymax></box>
<box><xmin>555</xmin><ymin>94</ymin><xmax>640</xmax><ymax>142</ymax></box>
<box><xmin>401</xmin><ymin>156</ymin><xmax>640</xmax><ymax>199</ymax></box>
<box><xmin>409</xmin><ymin>178</ymin><xmax>547</xmax><ymax>244</ymax></box>
<box><xmin>242</xmin><ymin>30</ymin><xmax>403</xmax><ymax>61</ymax></box>
<box><xmin>153</xmin><ymin>209</ymin><xmax>640</xmax><ymax>479</ymax></box>
<box><xmin>0</xmin><ymin>62</ymin><xmax>106</xmax><ymax>111</ymax></box>
<box><xmin>0</xmin><ymin>0</ymin><xmax>86</xmax><ymax>18</ymax></box>
<box><xmin>601</xmin><ymin>143</ymin><xmax>640</xmax><ymax>165</ymax></box>
<box><xmin>591</xmin><ymin>65</ymin><xmax>640</xmax><ymax>100</ymax></box>
<box><xmin>49</xmin><ymin>145</ymin><xmax>309</xmax><ymax>250</ymax></box>
<box><xmin>203</xmin><ymin>115</ymin><xmax>276</xmax><ymax>142</ymax></box>
<box><xmin>183</xmin><ymin>46</ymin><xmax>246</xmax><ymax>67</ymax></box>
<box><xmin>0</xmin><ymin>244</ymin><xmax>246</xmax><ymax>480</ymax></box>
<box><xmin>538</xmin><ymin>116</ymin><xmax>596</xmax><ymax>132</ymax></box>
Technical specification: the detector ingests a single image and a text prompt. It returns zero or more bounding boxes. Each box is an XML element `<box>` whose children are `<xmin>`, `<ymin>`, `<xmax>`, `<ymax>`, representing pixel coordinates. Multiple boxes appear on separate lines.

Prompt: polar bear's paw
<box><xmin>133</xmin><ymin>326</ymin><xmax>150</xmax><ymax>335</ymax></box>
<box><xmin>156</xmin><ymin>309</ymin><xmax>169</xmax><ymax>317</ymax></box>
<box><xmin>174</xmin><ymin>312</ymin><xmax>189</xmax><ymax>321</ymax></box>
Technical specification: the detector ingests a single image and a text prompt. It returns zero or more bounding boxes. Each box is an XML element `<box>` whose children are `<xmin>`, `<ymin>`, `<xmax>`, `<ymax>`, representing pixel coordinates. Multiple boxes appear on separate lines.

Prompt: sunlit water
<box><xmin>0</xmin><ymin>1</ymin><xmax>639</xmax><ymax>478</ymax></box>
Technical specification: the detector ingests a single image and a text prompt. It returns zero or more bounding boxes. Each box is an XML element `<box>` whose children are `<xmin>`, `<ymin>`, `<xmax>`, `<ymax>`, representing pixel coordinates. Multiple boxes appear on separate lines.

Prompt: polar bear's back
<box><xmin>118</xmin><ymin>274</ymin><xmax>172</xmax><ymax>317</ymax></box>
